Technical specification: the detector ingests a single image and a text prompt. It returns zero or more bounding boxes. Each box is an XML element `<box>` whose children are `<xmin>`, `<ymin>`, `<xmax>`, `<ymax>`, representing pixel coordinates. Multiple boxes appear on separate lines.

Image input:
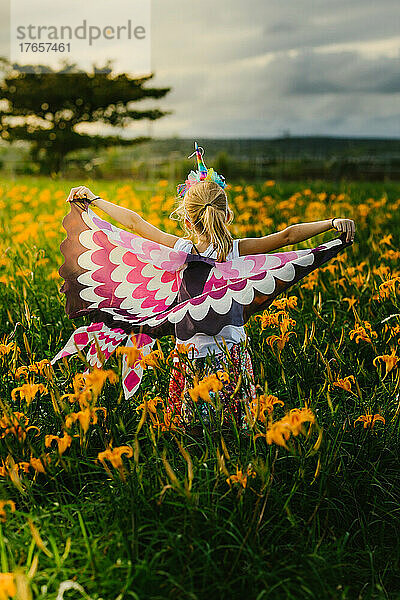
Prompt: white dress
<box><xmin>173</xmin><ymin>237</ymin><xmax>246</xmax><ymax>358</ymax></box>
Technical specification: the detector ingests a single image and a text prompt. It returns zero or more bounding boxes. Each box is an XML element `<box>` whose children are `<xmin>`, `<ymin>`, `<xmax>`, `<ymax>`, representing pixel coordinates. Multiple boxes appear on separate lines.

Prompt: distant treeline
<box><xmin>1</xmin><ymin>136</ymin><xmax>400</xmax><ymax>180</ymax></box>
<box><xmin>119</xmin><ymin>136</ymin><xmax>400</xmax><ymax>160</ymax></box>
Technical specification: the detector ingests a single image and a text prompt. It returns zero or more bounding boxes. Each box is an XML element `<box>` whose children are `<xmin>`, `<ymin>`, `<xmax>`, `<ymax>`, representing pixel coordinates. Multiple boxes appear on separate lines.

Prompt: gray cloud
<box><xmin>148</xmin><ymin>0</ymin><xmax>400</xmax><ymax>137</ymax></box>
<box><xmin>262</xmin><ymin>0</ymin><xmax>400</xmax><ymax>53</ymax></box>
<box><xmin>1</xmin><ymin>0</ymin><xmax>399</xmax><ymax>137</ymax></box>
<box><xmin>269</xmin><ymin>50</ymin><xmax>400</xmax><ymax>94</ymax></box>
<box><xmin>146</xmin><ymin>46</ymin><xmax>399</xmax><ymax>138</ymax></box>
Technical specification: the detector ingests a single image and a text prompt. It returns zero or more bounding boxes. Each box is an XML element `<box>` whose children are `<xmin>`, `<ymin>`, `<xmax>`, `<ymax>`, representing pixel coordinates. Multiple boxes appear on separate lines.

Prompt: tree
<box><xmin>0</xmin><ymin>59</ymin><xmax>171</xmax><ymax>174</ymax></box>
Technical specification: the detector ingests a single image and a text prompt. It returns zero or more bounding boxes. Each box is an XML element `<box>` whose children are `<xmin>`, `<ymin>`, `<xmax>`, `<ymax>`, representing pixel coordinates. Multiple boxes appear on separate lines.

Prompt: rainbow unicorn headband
<box><xmin>176</xmin><ymin>141</ymin><xmax>227</xmax><ymax>198</ymax></box>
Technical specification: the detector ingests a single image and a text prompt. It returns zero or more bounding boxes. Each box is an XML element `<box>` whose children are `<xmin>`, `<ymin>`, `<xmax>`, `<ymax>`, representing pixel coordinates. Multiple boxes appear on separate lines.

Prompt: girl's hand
<box><xmin>333</xmin><ymin>218</ymin><xmax>355</xmax><ymax>242</ymax></box>
<box><xmin>67</xmin><ymin>186</ymin><xmax>96</xmax><ymax>203</ymax></box>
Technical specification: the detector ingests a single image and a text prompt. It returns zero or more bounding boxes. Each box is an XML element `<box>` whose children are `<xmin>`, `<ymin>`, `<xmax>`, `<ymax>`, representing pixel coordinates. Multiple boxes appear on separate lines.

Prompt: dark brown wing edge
<box><xmin>243</xmin><ymin>233</ymin><xmax>354</xmax><ymax>322</ymax></box>
<box><xmin>58</xmin><ymin>200</ymin><xmax>94</xmax><ymax>319</ymax></box>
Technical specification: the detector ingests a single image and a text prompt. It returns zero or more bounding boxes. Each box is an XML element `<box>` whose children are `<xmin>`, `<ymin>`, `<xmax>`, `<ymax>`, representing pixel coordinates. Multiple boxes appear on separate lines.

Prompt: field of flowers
<box><xmin>0</xmin><ymin>176</ymin><xmax>399</xmax><ymax>600</ymax></box>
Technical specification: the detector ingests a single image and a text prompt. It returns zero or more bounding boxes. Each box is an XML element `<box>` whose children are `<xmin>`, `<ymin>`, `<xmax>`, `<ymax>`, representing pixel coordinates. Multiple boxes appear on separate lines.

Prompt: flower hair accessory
<box><xmin>176</xmin><ymin>141</ymin><xmax>227</xmax><ymax>198</ymax></box>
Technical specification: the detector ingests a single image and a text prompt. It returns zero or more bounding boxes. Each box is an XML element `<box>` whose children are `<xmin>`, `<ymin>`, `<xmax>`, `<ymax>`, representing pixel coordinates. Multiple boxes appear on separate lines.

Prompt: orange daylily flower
<box><xmin>16</xmin><ymin>462</ymin><xmax>30</xmax><ymax>474</ymax></box>
<box><xmin>373</xmin><ymin>348</ymin><xmax>399</xmax><ymax>375</ymax></box>
<box><xmin>382</xmin><ymin>250</ymin><xmax>400</xmax><ymax>261</ymax></box>
<box><xmin>0</xmin><ymin>573</ymin><xmax>16</xmax><ymax>599</ymax></box>
<box><xmin>0</xmin><ymin>500</ymin><xmax>16</xmax><ymax>522</ymax></box>
<box><xmin>157</xmin><ymin>410</ymin><xmax>183</xmax><ymax>432</ymax></box>
<box><xmin>136</xmin><ymin>396</ymin><xmax>163</xmax><ymax>425</ymax></box>
<box><xmin>349</xmin><ymin>321</ymin><xmax>378</xmax><ymax>344</ymax></box>
<box><xmin>30</xmin><ymin>455</ymin><xmax>51</xmax><ymax>474</ymax></box>
<box><xmin>136</xmin><ymin>396</ymin><xmax>160</xmax><ymax>414</ymax></box>
<box><xmin>0</xmin><ymin>412</ymin><xmax>40</xmax><ymax>442</ymax></box>
<box><xmin>65</xmin><ymin>406</ymin><xmax>107</xmax><ymax>434</ymax></box>
<box><xmin>0</xmin><ymin>457</ymin><xmax>27</xmax><ymax>478</ymax></box>
<box><xmin>97</xmin><ymin>445</ymin><xmax>133</xmax><ymax>469</ymax></box>
<box><xmin>45</xmin><ymin>432</ymin><xmax>73</xmax><ymax>454</ymax></box>
<box><xmin>249</xmin><ymin>394</ymin><xmax>284</xmax><ymax>423</ymax></box>
<box><xmin>332</xmin><ymin>375</ymin><xmax>355</xmax><ymax>392</ymax></box>
<box><xmin>61</xmin><ymin>368</ymin><xmax>117</xmax><ymax>407</ymax></box>
<box><xmin>265</xmin><ymin>421</ymin><xmax>292</xmax><ymax>448</ymax></box>
<box><xmin>188</xmin><ymin>374</ymin><xmax>223</xmax><ymax>403</ymax></box>
<box><xmin>28</xmin><ymin>359</ymin><xmax>51</xmax><ymax>375</ymax></box>
<box><xmin>11</xmin><ymin>383</ymin><xmax>48</xmax><ymax>405</ymax></box>
<box><xmin>138</xmin><ymin>349</ymin><xmax>164</xmax><ymax>369</ymax></box>
<box><xmin>14</xmin><ymin>366</ymin><xmax>29</xmax><ymax>380</ymax></box>
<box><xmin>83</xmin><ymin>368</ymin><xmax>118</xmax><ymax>396</ymax></box>
<box><xmin>0</xmin><ymin>339</ymin><xmax>18</xmax><ymax>357</ymax></box>
<box><xmin>379</xmin><ymin>233</ymin><xmax>393</xmax><ymax>246</ymax></box>
<box><xmin>116</xmin><ymin>344</ymin><xmax>141</xmax><ymax>367</ymax></box>
<box><xmin>168</xmin><ymin>343</ymin><xmax>198</xmax><ymax>361</ymax></box>
<box><xmin>373</xmin><ymin>265</ymin><xmax>391</xmax><ymax>279</ymax></box>
<box><xmin>265</xmin><ymin>330</ymin><xmax>296</xmax><ymax>353</ymax></box>
<box><xmin>284</xmin><ymin>406</ymin><xmax>315</xmax><ymax>436</ymax></box>
<box><xmin>216</xmin><ymin>370</ymin><xmax>230</xmax><ymax>383</ymax></box>
<box><xmin>226</xmin><ymin>464</ymin><xmax>256</xmax><ymax>488</ymax></box>
<box><xmin>97</xmin><ymin>445</ymin><xmax>133</xmax><ymax>480</ymax></box>
<box><xmin>255</xmin><ymin>309</ymin><xmax>296</xmax><ymax>331</ymax></box>
<box><xmin>255</xmin><ymin>312</ymin><xmax>280</xmax><ymax>329</ymax></box>
<box><xmin>343</xmin><ymin>297</ymin><xmax>358</xmax><ymax>309</ymax></box>
<box><xmin>301</xmin><ymin>271</ymin><xmax>319</xmax><ymax>290</ymax></box>
<box><xmin>1</xmin><ymin>454</ymin><xmax>30</xmax><ymax>478</ymax></box>
<box><xmin>354</xmin><ymin>413</ymin><xmax>385</xmax><ymax>429</ymax></box>
<box><xmin>263</xmin><ymin>404</ymin><xmax>317</xmax><ymax>447</ymax></box>
<box><xmin>271</xmin><ymin>296</ymin><xmax>298</xmax><ymax>311</ymax></box>
<box><xmin>279</xmin><ymin>315</ymin><xmax>296</xmax><ymax>335</ymax></box>
<box><xmin>379</xmin><ymin>276</ymin><xmax>400</xmax><ymax>299</ymax></box>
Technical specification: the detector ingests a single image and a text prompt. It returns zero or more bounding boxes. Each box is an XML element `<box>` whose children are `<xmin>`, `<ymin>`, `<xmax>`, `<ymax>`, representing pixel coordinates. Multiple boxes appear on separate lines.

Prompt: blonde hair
<box><xmin>172</xmin><ymin>181</ymin><xmax>234</xmax><ymax>262</ymax></box>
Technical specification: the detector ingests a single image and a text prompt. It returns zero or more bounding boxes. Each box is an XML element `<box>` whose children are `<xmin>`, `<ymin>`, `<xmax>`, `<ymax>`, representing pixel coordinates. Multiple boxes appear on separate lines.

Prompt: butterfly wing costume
<box><xmin>51</xmin><ymin>143</ymin><xmax>353</xmax><ymax>399</ymax></box>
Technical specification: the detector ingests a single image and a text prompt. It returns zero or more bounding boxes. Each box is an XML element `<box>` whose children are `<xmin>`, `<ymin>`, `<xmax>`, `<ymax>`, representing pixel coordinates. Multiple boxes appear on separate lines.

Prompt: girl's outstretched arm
<box><xmin>67</xmin><ymin>186</ymin><xmax>179</xmax><ymax>248</ymax></box>
<box><xmin>239</xmin><ymin>228</ymin><xmax>292</xmax><ymax>255</ymax></box>
<box><xmin>239</xmin><ymin>218</ymin><xmax>355</xmax><ymax>255</ymax></box>
<box><xmin>287</xmin><ymin>218</ymin><xmax>355</xmax><ymax>244</ymax></box>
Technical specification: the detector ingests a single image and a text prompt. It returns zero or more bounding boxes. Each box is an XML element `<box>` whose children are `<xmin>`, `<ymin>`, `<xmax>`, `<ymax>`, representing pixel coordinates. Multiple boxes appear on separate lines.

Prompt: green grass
<box><xmin>0</xmin><ymin>176</ymin><xmax>399</xmax><ymax>599</ymax></box>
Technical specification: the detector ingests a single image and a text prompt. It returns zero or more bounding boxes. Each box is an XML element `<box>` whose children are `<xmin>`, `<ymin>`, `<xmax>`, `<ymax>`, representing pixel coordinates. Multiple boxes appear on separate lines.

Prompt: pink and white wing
<box><xmin>119</xmin><ymin>333</ymin><xmax>155</xmax><ymax>400</ymax></box>
<box><xmin>73</xmin><ymin>208</ymin><xmax>184</xmax><ymax>323</ymax></box>
<box><xmin>50</xmin><ymin>322</ymin><xmax>128</xmax><ymax>365</ymax></box>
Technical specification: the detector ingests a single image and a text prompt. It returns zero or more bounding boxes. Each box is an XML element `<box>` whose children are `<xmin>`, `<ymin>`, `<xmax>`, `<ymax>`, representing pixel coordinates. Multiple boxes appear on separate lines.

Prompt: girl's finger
<box><xmin>67</xmin><ymin>187</ymin><xmax>79</xmax><ymax>202</ymax></box>
<box><xmin>75</xmin><ymin>186</ymin><xmax>86</xmax><ymax>199</ymax></box>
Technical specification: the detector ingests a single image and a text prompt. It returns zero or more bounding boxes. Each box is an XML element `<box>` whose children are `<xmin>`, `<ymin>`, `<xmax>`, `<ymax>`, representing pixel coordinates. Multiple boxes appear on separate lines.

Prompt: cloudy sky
<box><xmin>1</xmin><ymin>0</ymin><xmax>400</xmax><ymax>138</ymax></box>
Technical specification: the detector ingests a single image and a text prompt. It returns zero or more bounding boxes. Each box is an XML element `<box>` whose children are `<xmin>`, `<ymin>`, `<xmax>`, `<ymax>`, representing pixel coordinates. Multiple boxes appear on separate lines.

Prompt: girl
<box><xmin>65</xmin><ymin>143</ymin><xmax>355</xmax><ymax>432</ymax></box>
